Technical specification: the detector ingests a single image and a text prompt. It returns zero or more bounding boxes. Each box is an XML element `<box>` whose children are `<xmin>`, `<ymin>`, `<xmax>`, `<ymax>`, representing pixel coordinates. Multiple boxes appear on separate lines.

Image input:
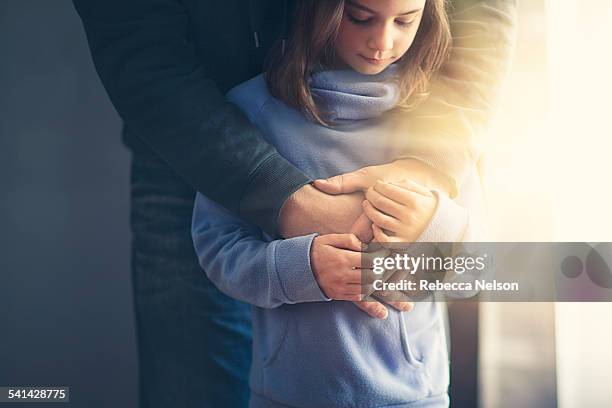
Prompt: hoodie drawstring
<box><xmin>249</xmin><ymin>0</ymin><xmax>290</xmax><ymax>54</ymax></box>
<box><xmin>249</xmin><ymin>0</ymin><xmax>263</xmax><ymax>48</ymax></box>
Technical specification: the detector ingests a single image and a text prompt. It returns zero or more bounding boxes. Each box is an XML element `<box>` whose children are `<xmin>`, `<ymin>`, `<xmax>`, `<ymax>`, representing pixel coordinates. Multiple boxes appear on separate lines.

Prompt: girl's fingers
<box><xmin>362</xmin><ymin>200</ymin><xmax>401</xmax><ymax>232</ymax></box>
<box><xmin>365</xmin><ymin>187</ymin><xmax>405</xmax><ymax>220</ymax></box>
<box><xmin>389</xmin><ymin>179</ymin><xmax>432</xmax><ymax>197</ymax></box>
<box><xmin>374</xmin><ymin>181</ymin><xmax>431</xmax><ymax>207</ymax></box>
<box><xmin>373</xmin><ymin>182</ymin><xmax>421</xmax><ymax>208</ymax></box>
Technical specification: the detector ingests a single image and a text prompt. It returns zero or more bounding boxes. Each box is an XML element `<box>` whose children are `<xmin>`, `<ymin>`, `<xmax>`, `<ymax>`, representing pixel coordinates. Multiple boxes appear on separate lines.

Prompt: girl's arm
<box><xmin>191</xmin><ymin>192</ymin><xmax>327</xmax><ymax>309</ymax></box>
<box><xmin>363</xmin><ymin>179</ymin><xmax>488</xmax><ymax>299</ymax></box>
<box><xmin>193</xmin><ymin>191</ymin><xmax>377</xmax><ymax>309</ymax></box>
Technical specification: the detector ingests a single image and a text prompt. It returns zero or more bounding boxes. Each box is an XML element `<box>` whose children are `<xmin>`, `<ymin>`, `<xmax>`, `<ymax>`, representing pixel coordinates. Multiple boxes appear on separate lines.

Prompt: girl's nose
<box><xmin>367</xmin><ymin>23</ymin><xmax>394</xmax><ymax>53</ymax></box>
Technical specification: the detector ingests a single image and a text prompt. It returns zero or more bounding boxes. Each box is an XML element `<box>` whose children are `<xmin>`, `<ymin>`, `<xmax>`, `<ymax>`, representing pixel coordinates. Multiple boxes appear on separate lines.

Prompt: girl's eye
<box><xmin>395</xmin><ymin>19</ymin><xmax>415</xmax><ymax>28</ymax></box>
<box><xmin>346</xmin><ymin>12</ymin><xmax>414</xmax><ymax>28</ymax></box>
<box><xmin>347</xmin><ymin>13</ymin><xmax>373</xmax><ymax>25</ymax></box>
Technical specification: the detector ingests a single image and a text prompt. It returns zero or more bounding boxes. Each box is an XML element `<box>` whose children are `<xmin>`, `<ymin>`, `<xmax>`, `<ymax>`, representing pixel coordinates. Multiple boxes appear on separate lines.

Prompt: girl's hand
<box><xmin>362</xmin><ymin>180</ymin><xmax>437</xmax><ymax>243</ymax></box>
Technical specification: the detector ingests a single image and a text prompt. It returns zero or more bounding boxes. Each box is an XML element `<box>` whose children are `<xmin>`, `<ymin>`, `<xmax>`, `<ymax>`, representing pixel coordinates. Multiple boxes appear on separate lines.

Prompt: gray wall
<box><xmin>0</xmin><ymin>1</ymin><xmax>136</xmax><ymax>406</ymax></box>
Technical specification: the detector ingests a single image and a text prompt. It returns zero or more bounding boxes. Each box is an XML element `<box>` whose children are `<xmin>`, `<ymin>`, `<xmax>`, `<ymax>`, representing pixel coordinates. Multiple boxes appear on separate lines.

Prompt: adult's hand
<box><xmin>309</xmin><ymin>234</ymin><xmax>365</xmax><ymax>302</ymax></box>
<box><xmin>310</xmin><ymin>233</ymin><xmax>413</xmax><ymax>319</ymax></box>
<box><xmin>278</xmin><ymin>157</ymin><xmax>446</xmax><ymax>241</ymax></box>
<box><xmin>352</xmin><ymin>297</ymin><xmax>413</xmax><ymax>319</ymax></box>
<box><xmin>280</xmin><ymin>183</ymin><xmax>415</xmax><ymax>319</ymax></box>
<box><xmin>309</xmin><ymin>159</ymin><xmax>447</xmax><ymax>318</ymax></box>
<box><xmin>348</xmin><ymin>208</ymin><xmax>414</xmax><ymax>318</ymax></box>
<box><xmin>278</xmin><ymin>184</ymin><xmax>370</xmax><ymax>239</ymax></box>
<box><xmin>313</xmin><ymin>158</ymin><xmax>453</xmax><ymax>197</ymax></box>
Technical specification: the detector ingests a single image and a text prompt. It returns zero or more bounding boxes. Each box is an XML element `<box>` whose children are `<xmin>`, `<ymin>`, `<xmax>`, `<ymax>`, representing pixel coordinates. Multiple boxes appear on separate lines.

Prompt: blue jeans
<box><xmin>129</xmin><ymin>147</ymin><xmax>252</xmax><ymax>408</ymax></box>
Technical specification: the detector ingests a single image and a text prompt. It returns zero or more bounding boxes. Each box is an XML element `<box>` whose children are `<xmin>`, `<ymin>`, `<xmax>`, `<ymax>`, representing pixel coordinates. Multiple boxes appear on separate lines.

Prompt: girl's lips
<box><xmin>360</xmin><ymin>55</ymin><xmax>390</xmax><ymax>65</ymax></box>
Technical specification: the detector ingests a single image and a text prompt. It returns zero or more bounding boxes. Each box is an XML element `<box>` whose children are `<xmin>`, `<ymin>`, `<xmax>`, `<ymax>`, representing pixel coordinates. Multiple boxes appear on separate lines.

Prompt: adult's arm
<box><xmin>72</xmin><ymin>0</ymin><xmax>310</xmax><ymax>235</ymax></box>
<box><xmin>393</xmin><ymin>0</ymin><xmax>517</xmax><ymax>196</ymax></box>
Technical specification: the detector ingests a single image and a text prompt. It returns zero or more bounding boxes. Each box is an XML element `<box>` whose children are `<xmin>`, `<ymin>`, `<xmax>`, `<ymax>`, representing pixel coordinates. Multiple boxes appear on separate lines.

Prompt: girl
<box><xmin>192</xmin><ymin>0</ymin><xmax>484</xmax><ymax>406</ymax></box>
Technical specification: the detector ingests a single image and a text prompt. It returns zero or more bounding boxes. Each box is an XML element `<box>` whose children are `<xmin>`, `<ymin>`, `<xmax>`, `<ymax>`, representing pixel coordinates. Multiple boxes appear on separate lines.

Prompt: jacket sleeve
<box><xmin>72</xmin><ymin>0</ymin><xmax>310</xmax><ymax>236</ymax></box>
<box><xmin>394</xmin><ymin>0</ymin><xmax>518</xmax><ymax>196</ymax></box>
<box><xmin>191</xmin><ymin>192</ymin><xmax>330</xmax><ymax>309</ymax></box>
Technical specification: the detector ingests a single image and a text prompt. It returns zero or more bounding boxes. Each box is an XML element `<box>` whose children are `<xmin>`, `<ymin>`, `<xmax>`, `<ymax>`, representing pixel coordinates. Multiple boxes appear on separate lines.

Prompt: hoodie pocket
<box><xmin>259</xmin><ymin>307</ymin><xmax>290</xmax><ymax>368</ymax></box>
<box><xmin>260</xmin><ymin>303</ymin><xmax>432</xmax><ymax>408</ymax></box>
<box><xmin>399</xmin><ymin>311</ymin><xmax>425</xmax><ymax>367</ymax></box>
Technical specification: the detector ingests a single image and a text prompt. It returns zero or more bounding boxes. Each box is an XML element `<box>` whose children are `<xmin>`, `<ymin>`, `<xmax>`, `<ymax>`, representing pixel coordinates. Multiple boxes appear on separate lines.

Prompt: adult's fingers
<box><xmin>385</xmin><ymin>300</ymin><xmax>414</xmax><ymax>312</ymax></box>
<box><xmin>326</xmin><ymin>280</ymin><xmax>365</xmax><ymax>300</ymax></box>
<box><xmin>350</xmin><ymin>212</ymin><xmax>374</xmax><ymax>243</ymax></box>
<box><xmin>322</xmin><ymin>233</ymin><xmax>364</xmax><ymax>252</ymax></box>
<box><xmin>313</xmin><ymin>168</ymin><xmax>377</xmax><ymax>195</ymax></box>
<box><xmin>343</xmin><ymin>269</ymin><xmax>364</xmax><ymax>284</ymax></box>
<box><xmin>341</xmin><ymin>283</ymin><xmax>364</xmax><ymax>297</ymax></box>
<box><xmin>351</xmin><ymin>300</ymin><xmax>389</xmax><ymax>319</ymax></box>
<box><xmin>372</xmin><ymin>223</ymin><xmax>399</xmax><ymax>243</ymax></box>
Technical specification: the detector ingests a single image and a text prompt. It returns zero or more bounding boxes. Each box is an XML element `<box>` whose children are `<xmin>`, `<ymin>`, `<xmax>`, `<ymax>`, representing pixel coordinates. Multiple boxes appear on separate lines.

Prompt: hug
<box><xmin>74</xmin><ymin>0</ymin><xmax>515</xmax><ymax>406</ymax></box>
<box><xmin>193</xmin><ymin>1</ymin><xmax>489</xmax><ymax>407</ymax></box>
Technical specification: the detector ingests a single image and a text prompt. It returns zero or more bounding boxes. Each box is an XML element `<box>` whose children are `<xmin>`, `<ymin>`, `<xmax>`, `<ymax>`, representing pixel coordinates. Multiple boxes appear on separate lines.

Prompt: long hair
<box><xmin>264</xmin><ymin>0</ymin><xmax>452</xmax><ymax>126</ymax></box>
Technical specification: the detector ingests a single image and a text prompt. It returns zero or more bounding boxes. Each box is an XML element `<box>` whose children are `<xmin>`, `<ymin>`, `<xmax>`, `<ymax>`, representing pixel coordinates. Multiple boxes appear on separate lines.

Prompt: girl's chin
<box><xmin>351</xmin><ymin>64</ymin><xmax>390</xmax><ymax>75</ymax></box>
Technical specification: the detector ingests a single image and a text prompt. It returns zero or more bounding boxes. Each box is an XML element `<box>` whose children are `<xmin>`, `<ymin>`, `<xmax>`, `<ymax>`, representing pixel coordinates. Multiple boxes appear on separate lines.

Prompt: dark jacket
<box><xmin>72</xmin><ymin>0</ymin><xmax>517</xmax><ymax>235</ymax></box>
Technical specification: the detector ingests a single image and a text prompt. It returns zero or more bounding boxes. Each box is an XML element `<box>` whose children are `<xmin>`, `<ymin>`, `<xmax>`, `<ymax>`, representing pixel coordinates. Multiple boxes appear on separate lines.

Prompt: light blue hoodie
<box><xmin>191</xmin><ymin>65</ymin><xmax>484</xmax><ymax>408</ymax></box>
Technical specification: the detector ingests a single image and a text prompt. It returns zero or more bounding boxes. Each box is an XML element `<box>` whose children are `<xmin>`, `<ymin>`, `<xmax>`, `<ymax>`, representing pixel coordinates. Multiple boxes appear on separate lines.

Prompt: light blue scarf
<box><xmin>309</xmin><ymin>64</ymin><xmax>401</xmax><ymax>121</ymax></box>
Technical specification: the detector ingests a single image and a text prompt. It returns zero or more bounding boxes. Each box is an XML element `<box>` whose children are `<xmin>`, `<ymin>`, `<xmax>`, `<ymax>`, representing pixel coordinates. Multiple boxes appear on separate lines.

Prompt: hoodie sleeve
<box><xmin>417</xmin><ymin>191</ymin><xmax>470</xmax><ymax>243</ymax></box>
<box><xmin>415</xmin><ymin>188</ymin><xmax>489</xmax><ymax>299</ymax></box>
<box><xmin>191</xmin><ymin>192</ymin><xmax>330</xmax><ymax>309</ymax></box>
<box><xmin>394</xmin><ymin>0</ymin><xmax>517</xmax><ymax>196</ymax></box>
<box><xmin>72</xmin><ymin>0</ymin><xmax>310</xmax><ymax>236</ymax></box>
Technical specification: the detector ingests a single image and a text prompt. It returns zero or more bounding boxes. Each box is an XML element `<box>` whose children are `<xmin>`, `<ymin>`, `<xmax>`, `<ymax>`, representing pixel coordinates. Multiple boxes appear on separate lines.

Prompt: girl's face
<box><xmin>334</xmin><ymin>0</ymin><xmax>426</xmax><ymax>75</ymax></box>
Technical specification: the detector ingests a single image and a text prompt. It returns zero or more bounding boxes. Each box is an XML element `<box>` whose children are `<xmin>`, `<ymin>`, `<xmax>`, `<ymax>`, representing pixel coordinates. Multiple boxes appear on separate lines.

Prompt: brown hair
<box><xmin>264</xmin><ymin>0</ymin><xmax>452</xmax><ymax>126</ymax></box>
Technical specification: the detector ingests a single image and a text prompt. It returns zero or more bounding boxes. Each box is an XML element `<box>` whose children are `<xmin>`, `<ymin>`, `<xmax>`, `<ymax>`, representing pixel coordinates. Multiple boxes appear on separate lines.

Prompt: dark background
<box><xmin>0</xmin><ymin>1</ymin><xmax>137</xmax><ymax>406</ymax></box>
